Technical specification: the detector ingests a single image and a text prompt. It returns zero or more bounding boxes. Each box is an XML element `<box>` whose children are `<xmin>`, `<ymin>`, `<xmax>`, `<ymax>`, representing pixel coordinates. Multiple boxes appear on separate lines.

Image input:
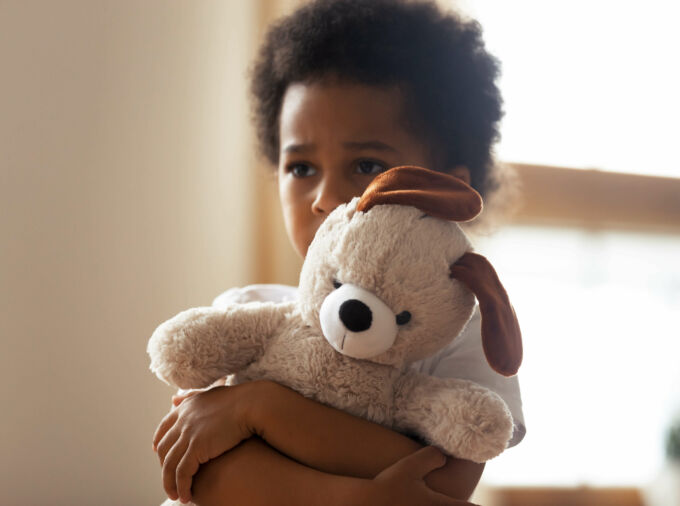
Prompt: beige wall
<box><xmin>251</xmin><ymin>0</ymin><xmax>306</xmax><ymax>285</ymax></box>
<box><xmin>0</xmin><ymin>1</ymin><xmax>281</xmax><ymax>504</ymax></box>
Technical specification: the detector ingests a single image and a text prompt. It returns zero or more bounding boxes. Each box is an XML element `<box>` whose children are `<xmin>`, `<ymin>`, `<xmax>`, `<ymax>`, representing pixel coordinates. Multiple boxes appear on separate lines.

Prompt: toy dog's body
<box><xmin>242</xmin><ymin>313</ymin><xmax>512</xmax><ymax>461</ymax></box>
<box><xmin>152</xmin><ymin>299</ymin><xmax>511</xmax><ymax>463</ymax></box>
<box><xmin>232</xmin><ymin>310</ymin><xmax>403</xmax><ymax>424</ymax></box>
<box><xmin>149</xmin><ymin>166</ymin><xmax>522</xmax><ymax>464</ymax></box>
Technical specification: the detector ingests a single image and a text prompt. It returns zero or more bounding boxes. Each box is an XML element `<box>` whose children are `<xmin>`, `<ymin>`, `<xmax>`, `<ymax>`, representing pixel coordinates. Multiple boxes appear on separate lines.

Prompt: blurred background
<box><xmin>1</xmin><ymin>1</ymin><xmax>678</xmax><ymax>505</ymax></box>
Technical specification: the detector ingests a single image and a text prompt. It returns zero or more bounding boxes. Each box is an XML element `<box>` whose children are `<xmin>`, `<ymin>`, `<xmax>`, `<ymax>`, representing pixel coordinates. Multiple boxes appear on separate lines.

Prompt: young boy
<box><xmin>153</xmin><ymin>1</ymin><xmax>524</xmax><ymax>504</ymax></box>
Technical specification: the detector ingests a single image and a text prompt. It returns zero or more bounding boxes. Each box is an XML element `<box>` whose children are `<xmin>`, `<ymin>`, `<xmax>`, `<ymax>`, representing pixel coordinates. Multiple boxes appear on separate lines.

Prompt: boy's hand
<box><xmin>152</xmin><ymin>384</ymin><xmax>254</xmax><ymax>503</ymax></box>
<box><xmin>371</xmin><ymin>446</ymin><xmax>478</xmax><ymax>506</ymax></box>
<box><xmin>171</xmin><ymin>376</ymin><xmax>227</xmax><ymax>407</ymax></box>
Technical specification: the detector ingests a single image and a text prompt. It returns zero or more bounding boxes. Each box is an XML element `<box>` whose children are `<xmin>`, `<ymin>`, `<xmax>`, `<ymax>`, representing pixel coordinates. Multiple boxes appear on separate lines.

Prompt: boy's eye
<box><xmin>356</xmin><ymin>160</ymin><xmax>386</xmax><ymax>175</ymax></box>
<box><xmin>289</xmin><ymin>163</ymin><xmax>317</xmax><ymax>178</ymax></box>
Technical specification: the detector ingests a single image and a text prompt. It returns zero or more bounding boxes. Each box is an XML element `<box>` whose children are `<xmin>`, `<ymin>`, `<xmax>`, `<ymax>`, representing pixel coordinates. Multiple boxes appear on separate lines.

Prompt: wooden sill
<box><xmin>509</xmin><ymin>163</ymin><xmax>680</xmax><ymax>233</ymax></box>
<box><xmin>482</xmin><ymin>486</ymin><xmax>644</xmax><ymax>506</ymax></box>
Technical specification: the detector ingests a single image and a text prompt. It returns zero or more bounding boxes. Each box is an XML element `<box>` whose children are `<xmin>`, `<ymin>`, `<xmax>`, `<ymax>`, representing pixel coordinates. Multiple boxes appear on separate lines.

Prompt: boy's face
<box><xmin>277</xmin><ymin>80</ymin><xmax>469</xmax><ymax>257</ymax></box>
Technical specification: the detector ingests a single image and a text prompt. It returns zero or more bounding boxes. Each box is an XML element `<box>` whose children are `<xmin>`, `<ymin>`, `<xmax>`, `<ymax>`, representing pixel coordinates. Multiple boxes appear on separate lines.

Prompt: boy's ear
<box><xmin>449</xmin><ymin>252</ymin><xmax>523</xmax><ymax>377</ymax></box>
<box><xmin>357</xmin><ymin>165</ymin><xmax>482</xmax><ymax>222</ymax></box>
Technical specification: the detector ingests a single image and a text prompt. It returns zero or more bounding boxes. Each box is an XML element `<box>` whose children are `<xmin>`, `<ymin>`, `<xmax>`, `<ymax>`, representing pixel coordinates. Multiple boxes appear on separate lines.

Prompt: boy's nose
<box><xmin>311</xmin><ymin>178</ymin><xmax>351</xmax><ymax>215</ymax></box>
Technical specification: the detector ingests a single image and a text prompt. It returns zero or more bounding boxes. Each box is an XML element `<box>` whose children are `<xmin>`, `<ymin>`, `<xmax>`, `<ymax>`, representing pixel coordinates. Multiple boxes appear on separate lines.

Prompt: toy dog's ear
<box><xmin>357</xmin><ymin>166</ymin><xmax>482</xmax><ymax>222</ymax></box>
<box><xmin>450</xmin><ymin>252</ymin><xmax>523</xmax><ymax>376</ymax></box>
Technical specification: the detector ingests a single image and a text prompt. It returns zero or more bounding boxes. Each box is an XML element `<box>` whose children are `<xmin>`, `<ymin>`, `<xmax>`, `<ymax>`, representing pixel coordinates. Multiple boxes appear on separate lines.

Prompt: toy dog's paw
<box><xmin>435</xmin><ymin>386</ymin><xmax>513</xmax><ymax>462</ymax></box>
<box><xmin>147</xmin><ymin>307</ymin><xmax>225</xmax><ymax>389</ymax></box>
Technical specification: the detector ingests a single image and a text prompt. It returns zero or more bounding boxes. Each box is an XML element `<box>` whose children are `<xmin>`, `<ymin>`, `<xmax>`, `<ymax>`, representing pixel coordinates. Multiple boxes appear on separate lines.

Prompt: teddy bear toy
<box><xmin>148</xmin><ymin>165</ymin><xmax>522</xmax><ymax>466</ymax></box>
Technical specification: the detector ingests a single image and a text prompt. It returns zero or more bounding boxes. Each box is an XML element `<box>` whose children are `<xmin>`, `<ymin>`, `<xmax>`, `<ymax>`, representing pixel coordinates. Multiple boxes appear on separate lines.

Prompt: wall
<box><xmin>0</xmin><ymin>1</ymin><xmax>261</xmax><ymax>503</ymax></box>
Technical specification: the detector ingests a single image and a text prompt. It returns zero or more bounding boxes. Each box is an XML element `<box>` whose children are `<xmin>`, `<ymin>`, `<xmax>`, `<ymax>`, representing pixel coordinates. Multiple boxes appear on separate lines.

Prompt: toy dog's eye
<box><xmin>396</xmin><ymin>311</ymin><xmax>411</xmax><ymax>325</ymax></box>
<box><xmin>332</xmin><ymin>280</ymin><xmax>342</xmax><ymax>289</ymax></box>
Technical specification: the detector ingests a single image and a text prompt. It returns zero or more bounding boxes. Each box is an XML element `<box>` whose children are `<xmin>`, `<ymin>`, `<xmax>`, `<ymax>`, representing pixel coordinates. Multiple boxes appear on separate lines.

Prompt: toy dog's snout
<box><xmin>320</xmin><ymin>284</ymin><xmax>398</xmax><ymax>359</ymax></box>
<box><xmin>339</xmin><ymin>299</ymin><xmax>372</xmax><ymax>332</ymax></box>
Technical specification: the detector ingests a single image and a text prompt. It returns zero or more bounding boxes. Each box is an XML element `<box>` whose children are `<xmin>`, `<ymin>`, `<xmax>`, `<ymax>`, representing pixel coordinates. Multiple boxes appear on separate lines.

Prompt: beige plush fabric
<box><xmin>149</xmin><ymin>187</ymin><xmax>516</xmax><ymax>467</ymax></box>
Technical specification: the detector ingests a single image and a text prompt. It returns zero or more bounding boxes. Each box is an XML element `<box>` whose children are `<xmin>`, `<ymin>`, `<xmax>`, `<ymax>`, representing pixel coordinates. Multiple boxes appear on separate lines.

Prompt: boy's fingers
<box><xmin>428</xmin><ymin>489</ymin><xmax>479</xmax><ymax>506</ymax></box>
<box><xmin>434</xmin><ymin>498</ymin><xmax>478</xmax><ymax>506</ymax></box>
<box><xmin>153</xmin><ymin>409</ymin><xmax>178</xmax><ymax>451</ymax></box>
<box><xmin>156</xmin><ymin>425</ymin><xmax>181</xmax><ymax>467</ymax></box>
<box><xmin>393</xmin><ymin>446</ymin><xmax>447</xmax><ymax>480</ymax></box>
<box><xmin>175</xmin><ymin>445</ymin><xmax>201</xmax><ymax>504</ymax></box>
<box><xmin>162</xmin><ymin>436</ymin><xmax>190</xmax><ymax>501</ymax></box>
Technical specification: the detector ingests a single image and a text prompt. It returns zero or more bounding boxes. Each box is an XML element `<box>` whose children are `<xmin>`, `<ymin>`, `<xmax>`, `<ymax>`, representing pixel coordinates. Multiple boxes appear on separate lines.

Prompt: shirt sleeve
<box><xmin>212</xmin><ymin>283</ymin><xmax>298</xmax><ymax>307</ymax></box>
<box><xmin>412</xmin><ymin>307</ymin><xmax>526</xmax><ymax>448</ymax></box>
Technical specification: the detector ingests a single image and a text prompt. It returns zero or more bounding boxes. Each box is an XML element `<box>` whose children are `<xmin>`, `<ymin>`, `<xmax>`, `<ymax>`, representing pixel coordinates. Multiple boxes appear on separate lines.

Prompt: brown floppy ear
<box><xmin>450</xmin><ymin>252</ymin><xmax>523</xmax><ymax>376</ymax></box>
<box><xmin>357</xmin><ymin>166</ymin><xmax>482</xmax><ymax>222</ymax></box>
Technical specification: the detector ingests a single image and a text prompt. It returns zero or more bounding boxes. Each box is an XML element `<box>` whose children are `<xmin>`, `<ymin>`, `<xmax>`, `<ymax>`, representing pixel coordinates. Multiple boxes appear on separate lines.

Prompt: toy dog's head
<box><xmin>297</xmin><ymin>166</ymin><xmax>522</xmax><ymax>376</ymax></box>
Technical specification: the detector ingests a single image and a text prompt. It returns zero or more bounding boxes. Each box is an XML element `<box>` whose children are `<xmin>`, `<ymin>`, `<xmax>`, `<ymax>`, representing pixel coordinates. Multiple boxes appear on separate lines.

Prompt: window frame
<box><xmin>508</xmin><ymin>163</ymin><xmax>680</xmax><ymax>233</ymax></box>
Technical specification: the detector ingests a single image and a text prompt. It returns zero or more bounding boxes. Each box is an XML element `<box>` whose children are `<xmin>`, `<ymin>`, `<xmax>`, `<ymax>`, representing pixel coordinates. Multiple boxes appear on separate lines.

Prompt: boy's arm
<box><xmin>186</xmin><ymin>380</ymin><xmax>484</xmax><ymax>503</ymax></box>
<box><xmin>251</xmin><ymin>380</ymin><xmax>484</xmax><ymax>494</ymax></box>
<box><xmin>192</xmin><ymin>438</ymin><xmax>476</xmax><ymax>506</ymax></box>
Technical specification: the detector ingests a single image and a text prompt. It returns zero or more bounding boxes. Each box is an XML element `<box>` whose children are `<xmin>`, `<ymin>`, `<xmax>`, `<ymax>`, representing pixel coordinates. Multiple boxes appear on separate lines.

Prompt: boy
<box><xmin>153</xmin><ymin>1</ymin><xmax>524</xmax><ymax>504</ymax></box>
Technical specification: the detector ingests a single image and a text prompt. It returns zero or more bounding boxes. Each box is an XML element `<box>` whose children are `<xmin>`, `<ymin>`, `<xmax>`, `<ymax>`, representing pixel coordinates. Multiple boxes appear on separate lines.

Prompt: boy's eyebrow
<box><xmin>282</xmin><ymin>140</ymin><xmax>401</xmax><ymax>154</ymax></box>
<box><xmin>342</xmin><ymin>140</ymin><xmax>400</xmax><ymax>153</ymax></box>
<box><xmin>282</xmin><ymin>143</ymin><xmax>314</xmax><ymax>154</ymax></box>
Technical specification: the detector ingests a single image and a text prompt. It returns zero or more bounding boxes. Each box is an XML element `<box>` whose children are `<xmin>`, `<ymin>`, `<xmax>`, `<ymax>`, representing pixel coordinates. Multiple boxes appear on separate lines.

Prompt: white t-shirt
<box><xmin>213</xmin><ymin>284</ymin><xmax>526</xmax><ymax>447</ymax></box>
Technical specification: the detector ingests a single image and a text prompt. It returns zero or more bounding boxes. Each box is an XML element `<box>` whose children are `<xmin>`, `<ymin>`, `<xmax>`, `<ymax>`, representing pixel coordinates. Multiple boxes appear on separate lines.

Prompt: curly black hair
<box><xmin>250</xmin><ymin>0</ymin><xmax>503</xmax><ymax>198</ymax></box>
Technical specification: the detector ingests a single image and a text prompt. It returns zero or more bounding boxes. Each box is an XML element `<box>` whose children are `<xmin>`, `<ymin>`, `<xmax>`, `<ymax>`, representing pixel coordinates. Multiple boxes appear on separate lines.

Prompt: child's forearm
<box><xmin>192</xmin><ymin>437</ymin><xmax>373</xmax><ymax>506</ymax></box>
<box><xmin>243</xmin><ymin>380</ymin><xmax>484</xmax><ymax>499</ymax></box>
<box><xmin>248</xmin><ymin>380</ymin><xmax>419</xmax><ymax>476</ymax></box>
<box><xmin>192</xmin><ymin>437</ymin><xmax>478</xmax><ymax>506</ymax></box>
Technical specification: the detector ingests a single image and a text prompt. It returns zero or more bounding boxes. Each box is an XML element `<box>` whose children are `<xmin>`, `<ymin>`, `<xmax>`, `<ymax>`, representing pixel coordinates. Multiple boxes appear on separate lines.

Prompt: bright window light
<box><xmin>456</xmin><ymin>0</ymin><xmax>680</xmax><ymax>178</ymax></box>
<box><xmin>476</xmin><ymin>226</ymin><xmax>680</xmax><ymax>486</ymax></box>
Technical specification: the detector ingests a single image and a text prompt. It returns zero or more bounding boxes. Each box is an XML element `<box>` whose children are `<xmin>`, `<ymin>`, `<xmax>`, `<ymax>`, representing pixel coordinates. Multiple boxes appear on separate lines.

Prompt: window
<box><xmin>457</xmin><ymin>0</ymin><xmax>680</xmax><ymax>179</ymax></box>
<box><xmin>453</xmin><ymin>0</ymin><xmax>680</xmax><ymax>487</ymax></box>
<box><xmin>477</xmin><ymin>225</ymin><xmax>680</xmax><ymax>486</ymax></box>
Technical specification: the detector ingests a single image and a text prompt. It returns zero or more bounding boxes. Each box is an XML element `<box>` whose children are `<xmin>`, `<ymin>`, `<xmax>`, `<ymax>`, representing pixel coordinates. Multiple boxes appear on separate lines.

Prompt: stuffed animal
<box><xmin>148</xmin><ymin>165</ymin><xmax>522</xmax><ymax>465</ymax></box>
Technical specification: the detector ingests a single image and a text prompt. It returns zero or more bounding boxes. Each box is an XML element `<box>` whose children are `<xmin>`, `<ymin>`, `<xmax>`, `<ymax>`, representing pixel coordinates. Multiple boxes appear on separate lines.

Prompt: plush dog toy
<box><xmin>148</xmin><ymin>165</ymin><xmax>522</xmax><ymax>464</ymax></box>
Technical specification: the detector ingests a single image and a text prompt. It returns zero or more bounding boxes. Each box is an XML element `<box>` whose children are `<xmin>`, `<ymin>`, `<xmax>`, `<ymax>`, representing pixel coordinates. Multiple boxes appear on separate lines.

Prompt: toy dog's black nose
<box><xmin>339</xmin><ymin>299</ymin><xmax>372</xmax><ymax>332</ymax></box>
